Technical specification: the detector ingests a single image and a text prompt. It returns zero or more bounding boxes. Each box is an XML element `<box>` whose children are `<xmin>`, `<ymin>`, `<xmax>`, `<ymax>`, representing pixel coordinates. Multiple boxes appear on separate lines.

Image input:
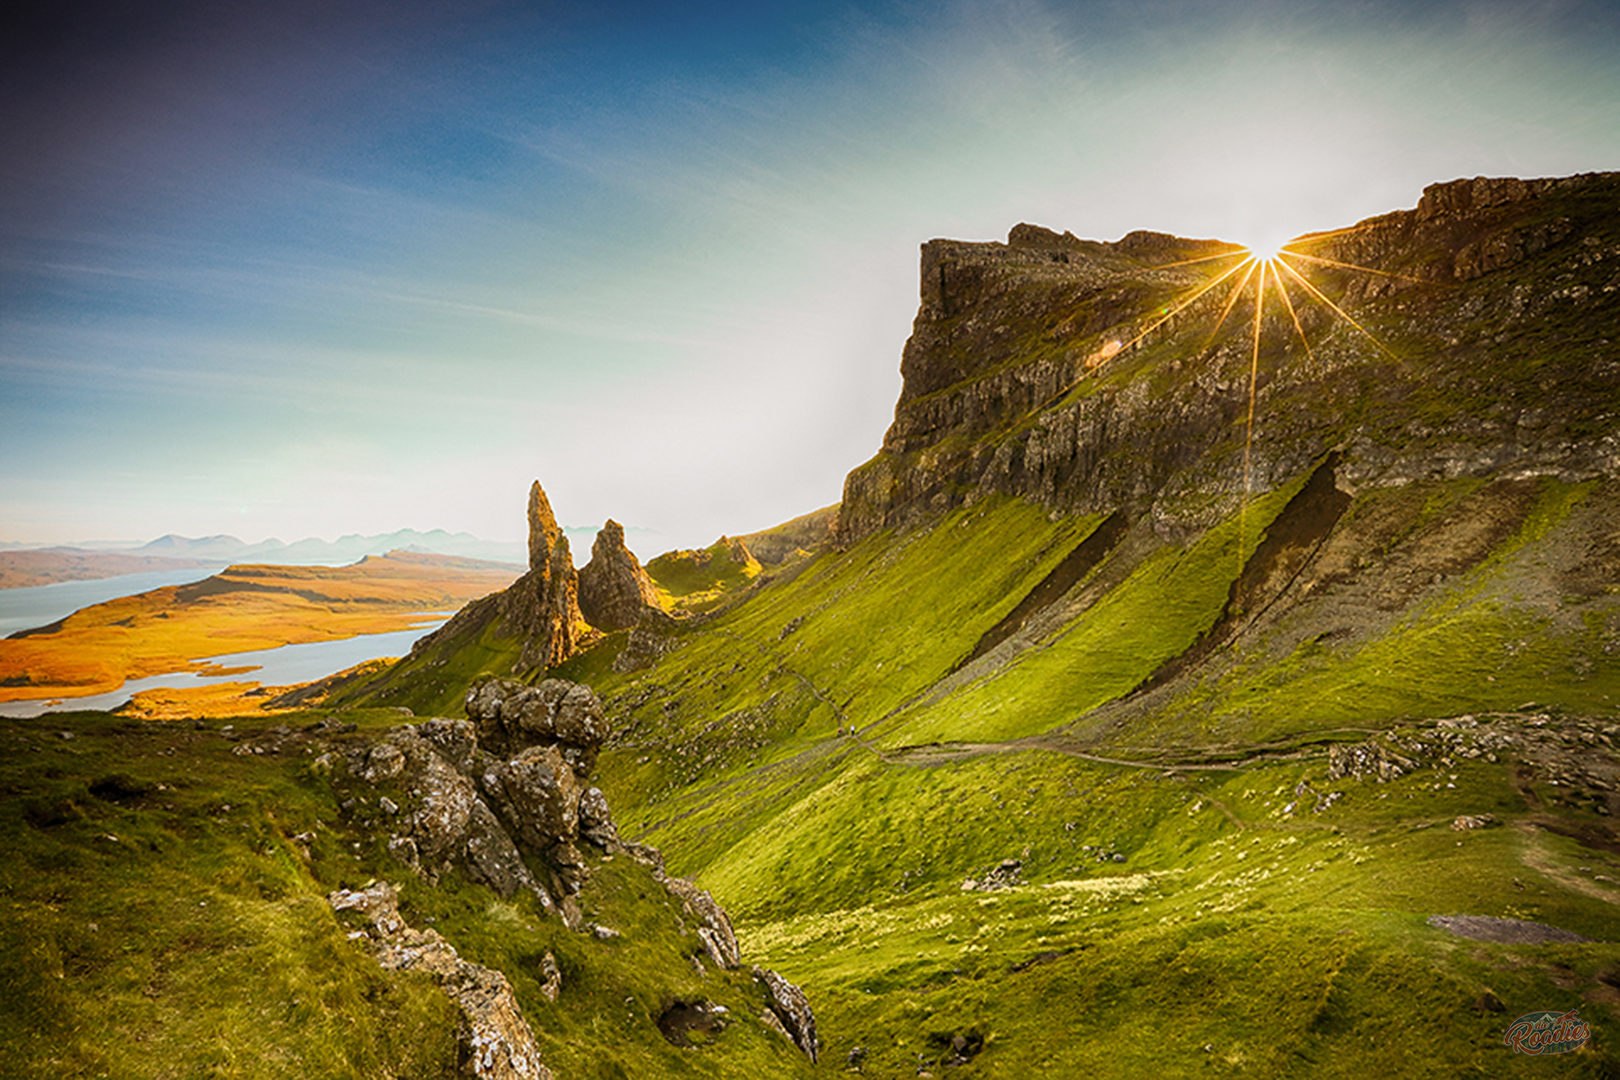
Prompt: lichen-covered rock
<box><xmin>465</xmin><ymin>676</ymin><xmax>611</xmax><ymax>763</ymax></box>
<box><xmin>340</xmin><ymin>725</ymin><xmax>552</xmax><ymax>910</ymax></box>
<box><xmin>1327</xmin><ymin>740</ymin><xmax>1419</xmax><ymax>783</ymax></box>
<box><xmin>329</xmin><ymin>882</ymin><xmax>552</xmax><ymax>1080</ymax></box>
<box><xmin>482</xmin><ymin>745</ymin><xmax>583</xmax><ymax>855</ymax></box>
<box><xmin>538</xmin><ymin>951</ymin><xmax>562</xmax><ymax>1003</ymax></box>
<box><xmin>416</xmin><ymin>717</ymin><xmax>481</xmax><ymax>774</ymax></box>
<box><xmin>753</xmin><ymin>965</ymin><xmax>819</xmax><ymax>1063</ymax></box>
<box><xmin>665</xmin><ymin>877</ymin><xmax>741</xmax><ymax>970</ymax></box>
<box><xmin>578</xmin><ymin>787</ymin><xmax>618</xmax><ymax>848</ymax></box>
<box><xmin>330</xmin><ymin>692</ymin><xmax>821</xmax><ymax>1069</ymax></box>
<box><xmin>335</xmin><ymin>677</ymin><xmax>615</xmax><ymax>924</ymax></box>
<box><xmin>578</xmin><ymin>519</ymin><xmax>662</xmax><ymax>631</ymax></box>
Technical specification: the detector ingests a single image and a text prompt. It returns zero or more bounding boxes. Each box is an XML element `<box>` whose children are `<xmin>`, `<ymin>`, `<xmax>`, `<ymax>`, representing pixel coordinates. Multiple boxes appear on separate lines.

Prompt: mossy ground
<box><xmin>0</xmin><ymin>709</ymin><xmax>817</xmax><ymax>1079</ymax></box>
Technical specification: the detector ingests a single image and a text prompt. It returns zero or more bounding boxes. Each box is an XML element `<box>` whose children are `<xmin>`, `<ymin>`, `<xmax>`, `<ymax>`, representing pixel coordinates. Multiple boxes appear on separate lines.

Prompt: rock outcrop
<box><xmin>401</xmin><ymin>480</ymin><xmax>586</xmax><ymax>677</ymax></box>
<box><xmin>736</xmin><ymin>505</ymin><xmax>838</xmax><ymax>565</ymax></box>
<box><xmin>752</xmin><ymin>965</ymin><xmax>820</xmax><ymax>1063</ymax></box>
<box><xmin>577</xmin><ymin>519</ymin><xmax>661</xmax><ymax>631</ymax></box>
<box><xmin>329</xmin><ymin>881</ymin><xmax>552</xmax><ymax>1080</ymax></box>
<box><xmin>664</xmin><ymin>875</ymin><xmax>742</xmax><ymax>970</ymax></box>
<box><xmin>326</xmin><ymin>674</ymin><xmax>823</xmax><ymax>1065</ymax></box>
<box><xmin>326</xmin><ymin>675</ymin><xmax>616</xmax><ymax>926</ymax></box>
<box><xmin>836</xmin><ymin>172</ymin><xmax>1620</xmax><ymax>545</ymax></box>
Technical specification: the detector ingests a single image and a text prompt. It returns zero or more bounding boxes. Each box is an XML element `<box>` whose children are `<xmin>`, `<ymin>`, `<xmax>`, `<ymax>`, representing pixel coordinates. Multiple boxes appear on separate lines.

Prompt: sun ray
<box><xmin>1269</xmin><ymin>263</ymin><xmax>1314</xmax><ymax>362</ymax></box>
<box><xmin>1199</xmin><ymin>260</ymin><xmax>1258</xmax><ymax>354</ymax></box>
<box><xmin>1148</xmin><ymin>248</ymin><xmax>1251</xmax><ymax>270</ymax></box>
<box><xmin>1111</xmin><ymin>255</ymin><xmax>1257</xmax><ymax>355</ymax></box>
<box><xmin>1236</xmin><ymin>258</ymin><xmax>1270</xmax><ymax>575</ymax></box>
<box><xmin>1273</xmin><ymin>256</ymin><xmax>1400</xmax><ymax>360</ymax></box>
<box><xmin>1280</xmin><ymin>249</ymin><xmax>1435</xmax><ymax>285</ymax></box>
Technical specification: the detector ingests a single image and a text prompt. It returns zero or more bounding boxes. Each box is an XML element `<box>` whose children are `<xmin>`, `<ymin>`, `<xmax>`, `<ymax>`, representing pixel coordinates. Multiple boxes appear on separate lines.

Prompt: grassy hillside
<box><xmin>546</xmin><ymin>470</ymin><xmax>1620</xmax><ymax>1076</ymax></box>
<box><xmin>0</xmin><ymin>707</ymin><xmax>819</xmax><ymax>1079</ymax></box>
<box><xmin>9</xmin><ymin>177</ymin><xmax>1619</xmax><ymax>1076</ymax></box>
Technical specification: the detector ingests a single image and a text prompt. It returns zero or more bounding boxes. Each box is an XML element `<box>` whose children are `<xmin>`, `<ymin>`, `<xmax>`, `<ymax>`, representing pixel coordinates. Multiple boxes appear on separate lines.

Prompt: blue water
<box><xmin>0</xmin><ymin>567</ymin><xmax>226</xmax><ymax>637</ymax></box>
<box><xmin>0</xmin><ymin>619</ymin><xmax>449</xmax><ymax>718</ymax></box>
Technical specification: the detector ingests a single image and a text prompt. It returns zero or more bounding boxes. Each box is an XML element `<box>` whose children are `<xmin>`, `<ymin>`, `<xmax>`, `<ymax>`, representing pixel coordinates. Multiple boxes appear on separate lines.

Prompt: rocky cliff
<box><xmin>836</xmin><ymin>173</ymin><xmax>1620</xmax><ymax>544</ymax></box>
<box><xmin>392</xmin><ymin>480</ymin><xmax>588</xmax><ymax>691</ymax></box>
<box><xmin>506</xmin><ymin>482</ymin><xmax>586</xmax><ymax>671</ymax></box>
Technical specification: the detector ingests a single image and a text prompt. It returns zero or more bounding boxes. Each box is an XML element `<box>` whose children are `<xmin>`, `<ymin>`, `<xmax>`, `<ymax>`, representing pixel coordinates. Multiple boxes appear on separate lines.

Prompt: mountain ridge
<box><xmin>836</xmin><ymin>171</ymin><xmax>1620</xmax><ymax>547</ymax></box>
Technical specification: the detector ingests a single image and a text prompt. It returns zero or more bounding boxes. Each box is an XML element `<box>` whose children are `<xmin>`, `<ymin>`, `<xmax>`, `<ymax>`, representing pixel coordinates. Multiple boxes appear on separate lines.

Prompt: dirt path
<box><xmin>1516</xmin><ymin>821</ymin><xmax>1620</xmax><ymax>907</ymax></box>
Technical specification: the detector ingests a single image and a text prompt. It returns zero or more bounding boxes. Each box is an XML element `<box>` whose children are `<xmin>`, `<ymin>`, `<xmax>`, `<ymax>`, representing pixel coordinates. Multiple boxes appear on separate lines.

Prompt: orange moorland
<box><xmin>0</xmin><ymin>551</ymin><xmax>519</xmax><ymax>703</ymax></box>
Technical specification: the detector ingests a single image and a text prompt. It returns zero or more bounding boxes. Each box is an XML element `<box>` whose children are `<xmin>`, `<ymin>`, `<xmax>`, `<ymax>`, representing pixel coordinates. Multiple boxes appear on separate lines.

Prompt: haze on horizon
<box><xmin>4</xmin><ymin>0</ymin><xmax>1618</xmax><ymax>554</ymax></box>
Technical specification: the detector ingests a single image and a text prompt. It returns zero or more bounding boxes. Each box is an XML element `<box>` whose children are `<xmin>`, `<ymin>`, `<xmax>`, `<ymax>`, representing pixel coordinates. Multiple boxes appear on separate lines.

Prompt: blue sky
<box><xmin>4</xmin><ymin>0</ymin><xmax>1618</xmax><ymax>555</ymax></box>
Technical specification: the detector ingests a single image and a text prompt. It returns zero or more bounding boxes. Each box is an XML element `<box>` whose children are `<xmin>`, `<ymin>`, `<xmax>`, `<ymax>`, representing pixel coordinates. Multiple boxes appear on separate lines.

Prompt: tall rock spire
<box><xmin>498</xmin><ymin>480</ymin><xmax>585</xmax><ymax>671</ymax></box>
<box><xmin>527</xmin><ymin>482</ymin><xmax>562</xmax><ymax>572</ymax></box>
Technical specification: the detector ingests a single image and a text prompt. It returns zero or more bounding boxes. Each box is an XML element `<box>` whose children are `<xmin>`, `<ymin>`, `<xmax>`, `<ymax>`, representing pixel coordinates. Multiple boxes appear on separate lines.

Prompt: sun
<box><xmin>1076</xmin><ymin>220</ymin><xmax>1414</xmax><ymax>566</ymax></box>
<box><xmin>1243</xmin><ymin>238</ymin><xmax>1287</xmax><ymax>263</ymax></box>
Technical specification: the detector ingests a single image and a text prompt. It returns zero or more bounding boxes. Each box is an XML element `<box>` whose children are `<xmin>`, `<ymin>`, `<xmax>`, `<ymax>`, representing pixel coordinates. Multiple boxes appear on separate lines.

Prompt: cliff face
<box><xmin>836</xmin><ymin>174</ymin><xmax>1620</xmax><ymax>545</ymax></box>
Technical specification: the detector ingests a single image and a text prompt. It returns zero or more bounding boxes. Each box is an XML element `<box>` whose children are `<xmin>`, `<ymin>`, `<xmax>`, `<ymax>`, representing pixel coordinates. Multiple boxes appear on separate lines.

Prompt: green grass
<box><xmin>727</xmin><ymin>743</ymin><xmax>1620</xmax><ymax>1077</ymax></box>
<box><xmin>554</xmin><ymin>465</ymin><xmax>1620</xmax><ymax>1076</ymax></box>
<box><xmin>1153</xmin><ymin>480</ymin><xmax>1620</xmax><ymax>743</ymax></box>
<box><xmin>331</xmin><ymin>603</ymin><xmax>527</xmax><ymax>718</ymax></box>
<box><xmin>872</xmin><ymin>498</ymin><xmax>1277</xmax><ymax>748</ymax></box>
<box><xmin>0</xmin><ymin>709</ymin><xmax>818</xmax><ymax>1079</ymax></box>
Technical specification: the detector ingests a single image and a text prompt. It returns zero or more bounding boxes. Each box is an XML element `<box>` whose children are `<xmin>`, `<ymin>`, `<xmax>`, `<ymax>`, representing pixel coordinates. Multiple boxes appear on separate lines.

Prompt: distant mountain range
<box><xmin>0</xmin><ymin>525</ymin><xmax>675</xmax><ymax>589</ymax></box>
<box><xmin>129</xmin><ymin>529</ymin><xmax>531</xmax><ymax>566</ymax></box>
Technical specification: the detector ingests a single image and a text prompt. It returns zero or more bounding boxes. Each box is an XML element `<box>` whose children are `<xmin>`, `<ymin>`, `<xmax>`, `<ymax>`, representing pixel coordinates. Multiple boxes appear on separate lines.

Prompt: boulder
<box><xmin>578</xmin><ymin>787</ymin><xmax>619</xmax><ymax>848</ymax></box>
<box><xmin>466</xmin><ymin>676</ymin><xmax>610</xmax><ymax>763</ymax></box>
<box><xmin>482</xmin><ymin>745</ymin><xmax>583</xmax><ymax>854</ymax></box>
<box><xmin>665</xmin><ymin>877</ymin><xmax>741</xmax><ymax>970</ymax></box>
<box><xmin>333</xmin><ymin>676</ymin><xmax>615</xmax><ymax>925</ymax></box>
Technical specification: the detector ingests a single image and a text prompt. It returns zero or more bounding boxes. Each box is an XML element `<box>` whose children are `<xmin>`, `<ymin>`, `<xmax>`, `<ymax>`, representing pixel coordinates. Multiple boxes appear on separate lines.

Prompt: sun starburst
<box><xmin>1079</xmin><ymin>225</ymin><xmax>1421</xmax><ymax>581</ymax></box>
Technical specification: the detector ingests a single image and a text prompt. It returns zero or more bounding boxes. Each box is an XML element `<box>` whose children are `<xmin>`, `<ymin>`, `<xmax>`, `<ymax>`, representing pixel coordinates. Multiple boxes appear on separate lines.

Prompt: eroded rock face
<box><xmin>664</xmin><ymin>876</ymin><xmax>741</xmax><ymax>970</ymax></box>
<box><xmin>578</xmin><ymin>519</ymin><xmax>662</xmax><ymax>631</ymax></box>
<box><xmin>329</xmin><ymin>882</ymin><xmax>552</xmax><ymax>1080</ymax></box>
<box><xmin>326</xmin><ymin>676</ymin><xmax>617</xmax><ymax>926</ymax></box>
<box><xmin>327</xmin><ymin>675</ymin><xmax>822</xmax><ymax>1067</ymax></box>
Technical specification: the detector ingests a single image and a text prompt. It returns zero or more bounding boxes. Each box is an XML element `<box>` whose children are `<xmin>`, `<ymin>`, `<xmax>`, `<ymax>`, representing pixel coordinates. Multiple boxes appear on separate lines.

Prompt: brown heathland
<box><xmin>0</xmin><ymin>551</ymin><xmax>517</xmax><ymax>702</ymax></box>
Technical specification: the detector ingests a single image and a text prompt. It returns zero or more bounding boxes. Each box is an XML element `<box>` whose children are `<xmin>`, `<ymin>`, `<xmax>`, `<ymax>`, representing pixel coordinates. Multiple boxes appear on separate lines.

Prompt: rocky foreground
<box><xmin>319</xmin><ymin>675</ymin><xmax>819</xmax><ymax>1075</ymax></box>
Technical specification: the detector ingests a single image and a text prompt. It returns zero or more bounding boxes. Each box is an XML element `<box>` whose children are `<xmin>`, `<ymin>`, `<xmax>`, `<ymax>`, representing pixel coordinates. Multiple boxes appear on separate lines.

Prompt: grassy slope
<box><xmin>563</xmin><ymin>474</ymin><xmax>1620</xmax><ymax>1077</ymax></box>
<box><xmin>0</xmin><ymin>708</ymin><xmax>818</xmax><ymax>1080</ymax></box>
<box><xmin>7</xmin><ymin>478</ymin><xmax>1614</xmax><ymax>1077</ymax></box>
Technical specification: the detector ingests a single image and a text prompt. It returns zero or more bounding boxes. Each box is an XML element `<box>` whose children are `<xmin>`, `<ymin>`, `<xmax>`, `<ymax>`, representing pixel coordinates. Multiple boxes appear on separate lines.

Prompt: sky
<box><xmin>4</xmin><ymin>0</ymin><xmax>1619</xmax><ymax>557</ymax></box>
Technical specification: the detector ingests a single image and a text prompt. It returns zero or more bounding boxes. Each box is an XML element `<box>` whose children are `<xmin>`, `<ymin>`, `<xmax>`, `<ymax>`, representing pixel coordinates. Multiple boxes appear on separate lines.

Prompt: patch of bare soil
<box><xmin>1426</xmin><ymin>914</ymin><xmax>1596</xmax><ymax>944</ymax></box>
